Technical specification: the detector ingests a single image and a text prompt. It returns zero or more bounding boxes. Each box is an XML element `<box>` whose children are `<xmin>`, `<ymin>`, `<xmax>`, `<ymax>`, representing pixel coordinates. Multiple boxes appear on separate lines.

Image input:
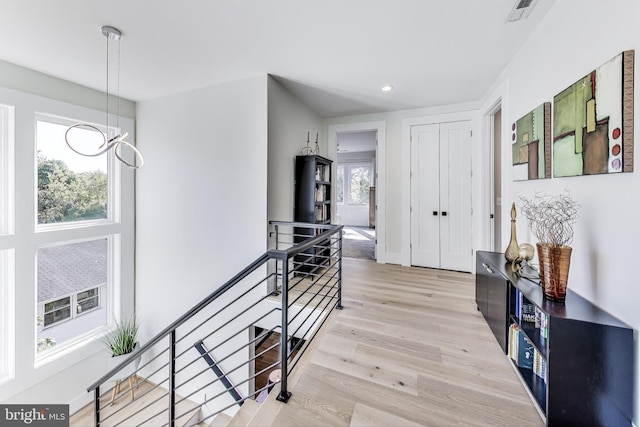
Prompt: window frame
<box><xmin>0</xmin><ymin>85</ymin><xmax>134</xmax><ymax>392</ymax></box>
<box><xmin>0</xmin><ymin>103</ymin><xmax>15</xmax><ymax>385</ymax></box>
<box><xmin>336</xmin><ymin>164</ymin><xmax>345</xmax><ymax>205</ymax></box>
<box><xmin>34</xmin><ymin>113</ymin><xmax>120</xmax><ymax>232</ymax></box>
<box><xmin>339</xmin><ymin>162</ymin><xmax>373</xmax><ymax>206</ymax></box>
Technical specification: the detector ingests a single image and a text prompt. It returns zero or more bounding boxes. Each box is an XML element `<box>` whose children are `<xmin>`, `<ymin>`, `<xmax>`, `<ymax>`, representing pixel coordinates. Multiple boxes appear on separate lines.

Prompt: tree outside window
<box><xmin>337</xmin><ymin>162</ymin><xmax>372</xmax><ymax>205</ymax></box>
<box><xmin>349</xmin><ymin>166</ymin><xmax>371</xmax><ymax>205</ymax></box>
<box><xmin>36</xmin><ymin>120</ymin><xmax>108</xmax><ymax>224</ymax></box>
<box><xmin>336</xmin><ymin>165</ymin><xmax>344</xmax><ymax>204</ymax></box>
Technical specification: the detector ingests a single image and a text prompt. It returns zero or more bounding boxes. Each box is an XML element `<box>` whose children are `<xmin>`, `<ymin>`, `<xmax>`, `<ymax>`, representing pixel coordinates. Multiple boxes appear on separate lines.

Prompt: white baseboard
<box><xmin>69</xmin><ymin>390</ymin><xmax>94</xmax><ymax>416</ymax></box>
<box><xmin>384</xmin><ymin>251</ymin><xmax>402</xmax><ymax>265</ymax></box>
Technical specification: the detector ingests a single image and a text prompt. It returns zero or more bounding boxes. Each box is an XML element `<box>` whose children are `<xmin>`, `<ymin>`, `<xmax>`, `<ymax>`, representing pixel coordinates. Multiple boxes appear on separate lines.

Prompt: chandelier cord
<box><xmin>64</xmin><ymin>25</ymin><xmax>144</xmax><ymax>169</ymax></box>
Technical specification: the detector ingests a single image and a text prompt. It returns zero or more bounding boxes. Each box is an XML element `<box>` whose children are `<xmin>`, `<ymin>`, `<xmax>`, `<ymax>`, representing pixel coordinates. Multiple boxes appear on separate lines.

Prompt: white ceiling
<box><xmin>0</xmin><ymin>0</ymin><xmax>553</xmax><ymax>118</ymax></box>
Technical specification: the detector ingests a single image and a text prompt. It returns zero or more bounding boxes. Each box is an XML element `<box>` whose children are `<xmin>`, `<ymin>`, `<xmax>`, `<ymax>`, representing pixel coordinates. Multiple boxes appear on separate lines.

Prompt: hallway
<box><xmin>267</xmin><ymin>258</ymin><xmax>543</xmax><ymax>426</ymax></box>
<box><xmin>341</xmin><ymin>226</ymin><xmax>375</xmax><ymax>260</ymax></box>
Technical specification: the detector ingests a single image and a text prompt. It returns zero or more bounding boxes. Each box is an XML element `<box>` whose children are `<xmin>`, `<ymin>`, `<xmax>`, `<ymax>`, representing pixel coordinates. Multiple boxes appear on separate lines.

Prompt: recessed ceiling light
<box><xmin>381</xmin><ymin>85</ymin><xmax>393</xmax><ymax>92</ymax></box>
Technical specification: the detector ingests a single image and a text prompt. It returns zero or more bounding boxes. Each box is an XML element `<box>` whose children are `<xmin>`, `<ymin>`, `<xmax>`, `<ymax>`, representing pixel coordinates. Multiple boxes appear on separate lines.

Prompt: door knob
<box><xmin>433</xmin><ymin>211</ymin><xmax>438</xmax><ymax>216</ymax></box>
<box><xmin>441</xmin><ymin>211</ymin><xmax>447</xmax><ymax>216</ymax></box>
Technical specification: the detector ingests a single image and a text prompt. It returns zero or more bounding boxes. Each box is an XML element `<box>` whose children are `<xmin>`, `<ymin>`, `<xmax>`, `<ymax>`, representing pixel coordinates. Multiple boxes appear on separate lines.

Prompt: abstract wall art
<box><xmin>512</xmin><ymin>102</ymin><xmax>551</xmax><ymax>181</ymax></box>
<box><xmin>553</xmin><ymin>50</ymin><xmax>634</xmax><ymax>177</ymax></box>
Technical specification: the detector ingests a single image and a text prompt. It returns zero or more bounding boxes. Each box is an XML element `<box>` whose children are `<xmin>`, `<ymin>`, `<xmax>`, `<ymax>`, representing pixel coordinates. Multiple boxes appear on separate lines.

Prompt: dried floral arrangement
<box><xmin>518</xmin><ymin>191</ymin><xmax>580</xmax><ymax>248</ymax></box>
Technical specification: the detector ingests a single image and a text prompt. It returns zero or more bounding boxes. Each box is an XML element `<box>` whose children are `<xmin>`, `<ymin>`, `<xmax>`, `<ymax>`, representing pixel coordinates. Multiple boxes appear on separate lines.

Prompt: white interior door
<box><xmin>410</xmin><ymin>124</ymin><xmax>440</xmax><ymax>268</ymax></box>
<box><xmin>410</xmin><ymin>121</ymin><xmax>472</xmax><ymax>272</ymax></box>
<box><xmin>439</xmin><ymin>122</ymin><xmax>472</xmax><ymax>271</ymax></box>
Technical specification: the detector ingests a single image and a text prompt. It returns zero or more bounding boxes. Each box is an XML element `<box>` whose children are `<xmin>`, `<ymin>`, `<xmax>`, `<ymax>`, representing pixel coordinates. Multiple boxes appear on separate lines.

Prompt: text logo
<box><xmin>1</xmin><ymin>405</ymin><xmax>68</xmax><ymax>426</ymax></box>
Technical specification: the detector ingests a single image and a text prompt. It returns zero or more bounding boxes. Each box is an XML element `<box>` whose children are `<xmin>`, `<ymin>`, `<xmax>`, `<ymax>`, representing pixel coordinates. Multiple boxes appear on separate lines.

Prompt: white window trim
<box><xmin>0</xmin><ymin>103</ymin><xmax>15</xmax><ymax>386</ymax></box>
<box><xmin>0</xmin><ymin>250</ymin><xmax>15</xmax><ymax>386</ymax></box>
<box><xmin>0</xmin><ymin>85</ymin><xmax>134</xmax><ymax>399</ymax></box>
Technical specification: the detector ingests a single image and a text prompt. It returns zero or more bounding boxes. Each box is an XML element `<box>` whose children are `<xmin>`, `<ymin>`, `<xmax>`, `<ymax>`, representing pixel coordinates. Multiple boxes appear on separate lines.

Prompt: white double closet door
<box><xmin>410</xmin><ymin>121</ymin><xmax>472</xmax><ymax>272</ymax></box>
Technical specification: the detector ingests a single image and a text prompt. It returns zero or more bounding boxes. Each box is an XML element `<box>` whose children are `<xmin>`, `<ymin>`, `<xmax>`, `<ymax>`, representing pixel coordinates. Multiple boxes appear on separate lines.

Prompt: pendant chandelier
<box><xmin>64</xmin><ymin>25</ymin><xmax>144</xmax><ymax>169</ymax></box>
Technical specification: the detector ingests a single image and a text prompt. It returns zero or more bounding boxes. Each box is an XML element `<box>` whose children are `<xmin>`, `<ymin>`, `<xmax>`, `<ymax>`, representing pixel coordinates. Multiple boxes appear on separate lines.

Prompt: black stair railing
<box><xmin>86</xmin><ymin>221</ymin><xmax>342</xmax><ymax>427</ymax></box>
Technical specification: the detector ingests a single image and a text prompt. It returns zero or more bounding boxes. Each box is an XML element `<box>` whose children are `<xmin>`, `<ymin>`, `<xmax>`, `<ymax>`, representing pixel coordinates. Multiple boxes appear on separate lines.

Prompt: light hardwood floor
<box><xmin>72</xmin><ymin>257</ymin><xmax>543</xmax><ymax>426</ymax></box>
<box><xmin>265</xmin><ymin>258</ymin><xmax>543</xmax><ymax>426</ymax></box>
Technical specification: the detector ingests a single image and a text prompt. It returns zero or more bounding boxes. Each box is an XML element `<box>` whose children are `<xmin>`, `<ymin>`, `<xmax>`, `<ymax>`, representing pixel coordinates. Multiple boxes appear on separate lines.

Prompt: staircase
<box><xmin>84</xmin><ymin>221</ymin><xmax>343</xmax><ymax>427</ymax></box>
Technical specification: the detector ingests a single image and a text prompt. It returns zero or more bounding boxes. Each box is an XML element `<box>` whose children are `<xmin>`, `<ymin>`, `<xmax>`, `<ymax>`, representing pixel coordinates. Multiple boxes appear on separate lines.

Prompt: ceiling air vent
<box><xmin>506</xmin><ymin>0</ymin><xmax>538</xmax><ymax>23</ymax></box>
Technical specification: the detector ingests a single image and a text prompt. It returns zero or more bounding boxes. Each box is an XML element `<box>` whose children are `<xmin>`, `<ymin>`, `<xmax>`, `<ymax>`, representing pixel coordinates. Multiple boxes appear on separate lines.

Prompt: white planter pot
<box><xmin>107</xmin><ymin>342</ymin><xmax>141</xmax><ymax>382</ymax></box>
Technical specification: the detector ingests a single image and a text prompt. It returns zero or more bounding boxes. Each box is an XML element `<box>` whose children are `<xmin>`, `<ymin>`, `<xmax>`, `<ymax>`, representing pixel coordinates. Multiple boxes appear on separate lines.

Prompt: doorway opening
<box><xmin>335</xmin><ymin>130</ymin><xmax>376</xmax><ymax>260</ymax></box>
<box><xmin>328</xmin><ymin>121</ymin><xmax>386</xmax><ymax>263</ymax></box>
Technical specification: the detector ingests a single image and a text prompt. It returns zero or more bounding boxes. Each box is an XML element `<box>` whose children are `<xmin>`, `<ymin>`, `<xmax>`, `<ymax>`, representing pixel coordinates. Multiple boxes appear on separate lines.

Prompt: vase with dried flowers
<box><xmin>518</xmin><ymin>191</ymin><xmax>580</xmax><ymax>302</ymax></box>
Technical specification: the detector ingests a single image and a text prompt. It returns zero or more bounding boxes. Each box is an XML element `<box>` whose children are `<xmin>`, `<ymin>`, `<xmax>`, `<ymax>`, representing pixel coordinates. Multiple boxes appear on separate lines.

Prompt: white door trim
<box><xmin>401</xmin><ymin>111</ymin><xmax>477</xmax><ymax>267</ymax></box>
<box><xmin>479</xmin><ymin>79</ymin><xmax>509</xmax><ymax>253</ymax></box>
<box><xmin>328</xmin><ymin>121</ymin><xmax>386</xmax><ymax>264</ymax></box>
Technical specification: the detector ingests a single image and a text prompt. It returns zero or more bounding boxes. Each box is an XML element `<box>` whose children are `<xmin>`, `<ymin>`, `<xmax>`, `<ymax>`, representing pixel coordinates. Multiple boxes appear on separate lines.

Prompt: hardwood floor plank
<box><xmin>349</xmin><ymin>403</ymin><xmax>421</xmax><ymax>427</ymax></box>
<box><xmin>265</xmin><ymin>258</ymin><xmax>543</xmax><ymax>426</ymax></box>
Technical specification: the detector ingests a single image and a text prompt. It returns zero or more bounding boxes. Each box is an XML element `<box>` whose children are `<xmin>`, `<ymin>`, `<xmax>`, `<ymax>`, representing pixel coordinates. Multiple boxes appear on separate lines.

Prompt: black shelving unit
<box><xmin>476</xmin><ymin>251</ymin><xmax>633</xmax><ymax>427</ymax></box>
<box><xmin>294</xmin><ymin>155</ymin><xmax>332</xmax><ymax>271</ymax></box>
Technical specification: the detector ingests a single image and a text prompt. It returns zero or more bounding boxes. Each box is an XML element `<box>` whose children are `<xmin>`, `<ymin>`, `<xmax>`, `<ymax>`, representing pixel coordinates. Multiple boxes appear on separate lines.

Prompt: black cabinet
<box><xmin>476</xmin><ymin>253</ymin><xmax>509</xmax><ymax>354</ymax></box>
<box><xmin>476</xmin><ymin>251</ymin><xmax>633</xmax><ymax>426</ymax></box>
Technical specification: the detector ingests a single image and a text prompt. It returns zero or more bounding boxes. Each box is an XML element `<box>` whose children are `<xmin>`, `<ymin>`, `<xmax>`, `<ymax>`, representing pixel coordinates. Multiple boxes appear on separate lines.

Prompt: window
<box><xmin>36</xmin><ymin>238</ymin><xmax>109</xmax><ymax>354</ymax></box>
<box><xmin>0</xmin><ymin>87</ymin><xmax>133</xmax><ymax>381</ymax></box>
<box><xmin>348</xmin><ymin>165</ymin><xmax>371</xmax><ymax>204</ymax></box>
<box><xmin>40</xmin><ymin>287</ymin><xmax>101</xmax><ymax>328</ymax></box>
<box><xmin>44</xmin><ymin>297</ymin><xmax>71</xmax><ymax>327</ymax></box>
<box><xmin>36</xmin><ymin>119</ymin><xmax>109</xmax><ymax>225</ymax></box>
<box><xmin>33</xmin><ymin>113</ymin><xmax>124</xmax><ymax>363</ymax></box>
<box><xmin>77</xmin><ymin>288</ymin><xmax>99</xmax><ymax>314</ymax></box>
<box><xmin>337</xmin><ymin>163</ymin><xmax>373</xmax><ymax>205</ymax></box>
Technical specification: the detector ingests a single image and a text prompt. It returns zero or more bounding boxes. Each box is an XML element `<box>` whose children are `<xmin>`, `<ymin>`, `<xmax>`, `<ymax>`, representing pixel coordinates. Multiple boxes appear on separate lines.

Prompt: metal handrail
<box><xmin>87</xmin><ymin>252</ymin><xmax>271</xmax><ymax>392</ymax></box>
<box><xmin>87</xmin><ymin>221</ymin><xmax>342</xmax><ymax>427</ymax></box>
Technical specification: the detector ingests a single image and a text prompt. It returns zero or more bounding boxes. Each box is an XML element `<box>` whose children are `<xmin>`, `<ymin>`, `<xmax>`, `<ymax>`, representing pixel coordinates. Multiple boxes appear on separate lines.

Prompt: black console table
<box><xmin>475</xmin><ymin>251</ymin><xmax>633</xmax><ymax>426</ymax></box>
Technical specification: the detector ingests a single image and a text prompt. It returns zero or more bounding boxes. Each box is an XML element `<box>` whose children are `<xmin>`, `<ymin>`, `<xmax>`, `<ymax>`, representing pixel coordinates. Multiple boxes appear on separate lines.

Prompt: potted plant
<box><xmin>105</xmin><ymin>316</ymin><xmax>141</xmax><ymax>404</ymax></box>
<box><xmin>518</xmin><ymin>191</ymin><xmax>580</xmax><ymax>301</ymax></box>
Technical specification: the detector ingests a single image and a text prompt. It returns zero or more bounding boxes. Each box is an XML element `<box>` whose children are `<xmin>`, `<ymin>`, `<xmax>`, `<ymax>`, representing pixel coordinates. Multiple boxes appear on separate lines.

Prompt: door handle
<box><xmin>441</xmin><ymin>211</ymin><xmax>447</xmax><ymax>216</ymax></box>
<box><xmin>481</xmin><ymin>262</ymin><xmax>493</xmax><ymax>274</ymax></box>
<box><xmin>433</xmin><ymin>211</ymin><xmax>438</xmax><ymax>216</ymax></box>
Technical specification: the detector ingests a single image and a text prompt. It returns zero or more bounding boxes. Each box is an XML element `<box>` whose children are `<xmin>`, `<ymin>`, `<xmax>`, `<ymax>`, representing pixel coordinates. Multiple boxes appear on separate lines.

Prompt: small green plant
<box><xmin>104</xmin><ymin>316</ymin><xmax>139</xmax><ymax>357</ymax></box>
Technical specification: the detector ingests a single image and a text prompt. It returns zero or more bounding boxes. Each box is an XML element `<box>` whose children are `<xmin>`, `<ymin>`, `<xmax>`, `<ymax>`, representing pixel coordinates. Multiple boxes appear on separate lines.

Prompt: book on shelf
<box><xmin>533</xmin><ymin>348</ymin><xmax>548</xmax><ymax>382</ymax></box>
<box><xmin>508</xmin><ymin>323</ymin><xmax>519</xmax><ymax>362</ymax></box>
<box><xmin>540</xmin><ymin>311</ymin><xmax>549</xmax><ymax>339</ymax></box>
<box><xmin>517</xmin><ymin>331</ymin><xmax>534</xmax><ymax>370</ymax></box>
<box><xmin>508</xmin><ymin>323</ymin><xmax>535</xmax><ymax>371</ymax></box>
<box><xmin>515</xmin><ymin>289</ymin><xmax>535</xmax><ymax>322</ymax></box>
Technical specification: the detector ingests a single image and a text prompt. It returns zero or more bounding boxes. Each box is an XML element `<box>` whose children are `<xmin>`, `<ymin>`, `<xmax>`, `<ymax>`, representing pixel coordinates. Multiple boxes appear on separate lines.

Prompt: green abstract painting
<box><xmin>512</xmin><ymin>103</ymin><xmax>551</xmax><ymax>181</ymax></box>
<box><xmin>553</xmin><ymin>50</ymin><xmax>634</xmax><ymax>177</ymax></box>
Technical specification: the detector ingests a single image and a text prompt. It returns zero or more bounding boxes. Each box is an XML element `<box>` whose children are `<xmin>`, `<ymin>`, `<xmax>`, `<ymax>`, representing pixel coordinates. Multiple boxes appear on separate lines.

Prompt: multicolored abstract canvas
<box><xmin>553</xmin><ymin>50</ymin><xmax>634</xmax><ymax>177</ymax></box>
<box><xmin>511</xmin><ymin>103</ymin><xmax>551</xmax><ymax>181</ymax></box>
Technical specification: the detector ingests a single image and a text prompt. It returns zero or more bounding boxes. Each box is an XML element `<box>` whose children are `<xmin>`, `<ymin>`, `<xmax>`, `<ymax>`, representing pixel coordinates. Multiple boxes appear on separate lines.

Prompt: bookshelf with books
<box><xmin>294</xmin><ymin>155</ymin><xmax>332</xmax><ymax>270</ymax></box>
<box><xmin>476</xmin><ymin>251</ymin><xmax>633</xmax><ymax>427</ymax></box>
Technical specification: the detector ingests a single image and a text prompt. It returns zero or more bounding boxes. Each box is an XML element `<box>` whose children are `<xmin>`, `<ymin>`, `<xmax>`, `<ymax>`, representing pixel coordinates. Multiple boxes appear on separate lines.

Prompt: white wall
<box><xmin>324</xmin><ymin>102</ymin><xmax>481</xmax><ymax>264</ymax></box>
<box><xmin>135</xmin><ymin>75</ymin><xmax>269</xmax><ymax>340</ymax></box>
<box><xmin>482</xmin><ymin>0</ymin><xmax>640</xmax><ymax>422</ymax></box>
<box><xmin>267</xmin><ymin>76</ymin><xmax>323</xmax><ymax>225</ymax></box>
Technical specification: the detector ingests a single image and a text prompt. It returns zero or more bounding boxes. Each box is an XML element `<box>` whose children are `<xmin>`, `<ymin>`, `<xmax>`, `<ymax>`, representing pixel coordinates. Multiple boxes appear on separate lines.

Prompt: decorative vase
<box><xmin>536</xmin><ymin>243</ymin><xmax>572</xmax><ymax>302</ymax></box>
<box><xmin>505</xmin><ymin>202</ymin><xmax>519</xmax><ymax>262</ymax></box>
